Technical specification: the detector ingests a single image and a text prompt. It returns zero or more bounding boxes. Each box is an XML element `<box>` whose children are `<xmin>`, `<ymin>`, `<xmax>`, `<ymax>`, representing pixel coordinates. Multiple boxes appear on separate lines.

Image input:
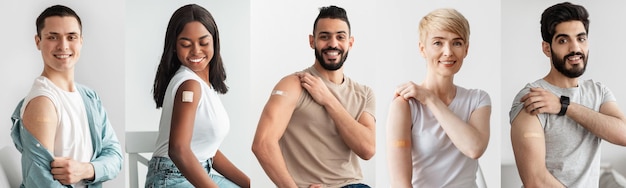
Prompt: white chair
<box><xmin>126</xmin><ymin>131</ymin><xmax>158</xmax><ymax>188</ymax></box>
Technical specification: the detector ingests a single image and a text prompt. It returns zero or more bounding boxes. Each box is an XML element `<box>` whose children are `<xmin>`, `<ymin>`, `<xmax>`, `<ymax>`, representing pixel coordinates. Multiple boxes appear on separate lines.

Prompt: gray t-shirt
<box><xmin>509</xmin><ymin>79</ymin><xmax>616</xmax><ymax>188</ymax></box>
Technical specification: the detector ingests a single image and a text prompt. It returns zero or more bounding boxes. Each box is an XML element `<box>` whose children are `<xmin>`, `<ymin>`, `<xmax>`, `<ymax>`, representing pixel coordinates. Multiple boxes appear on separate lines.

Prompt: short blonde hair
<box><xmin>419</xmin><ymin>8</ymin><xmax>470</xmax><ymax>45</ymax></box>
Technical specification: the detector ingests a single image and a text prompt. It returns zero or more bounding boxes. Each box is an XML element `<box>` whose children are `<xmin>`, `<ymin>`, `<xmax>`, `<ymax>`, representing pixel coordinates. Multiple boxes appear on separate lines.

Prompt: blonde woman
<box><xmin>386</xmin><ymin>8</ymin><xmax>491</xmax><ymax>188</ymax></box>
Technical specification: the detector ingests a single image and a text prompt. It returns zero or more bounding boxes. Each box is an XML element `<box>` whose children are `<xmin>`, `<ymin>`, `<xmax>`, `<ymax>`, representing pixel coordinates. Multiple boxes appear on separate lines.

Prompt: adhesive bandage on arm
<box><xmin>271</xmin><ymin>90</ymin><xmax>286</xmax><ymax>96</ymax></box>
<box><xmin>393</xmin><ymin>140</ymin><xmax>410</xmax><ymax>148</ymax></box>
<box><xmin>523</xmin><ymin>132</ymin><xmax>543</xmax><ymax>138</ymax></box>
<box><xmin>182</xmin><ymin>91</ymin><xmax>194</xmax><ymax>103</ymax></box>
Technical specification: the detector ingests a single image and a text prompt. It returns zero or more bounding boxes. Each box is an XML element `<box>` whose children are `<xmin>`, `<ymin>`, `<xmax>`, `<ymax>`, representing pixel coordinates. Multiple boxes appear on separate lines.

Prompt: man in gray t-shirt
<box><xmin>509</xmin><ymin>2</ymin><xmax>626</xmax><ymax>188</ymax></box>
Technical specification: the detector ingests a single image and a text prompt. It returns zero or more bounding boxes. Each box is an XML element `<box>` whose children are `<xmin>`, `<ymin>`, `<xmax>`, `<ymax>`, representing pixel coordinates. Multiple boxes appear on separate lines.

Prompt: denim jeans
<box><xmin>341</xmin><ymin>183</ymin><xmax>371</xmax><ymax>188</ymax></box>
<box><xmin>145</xmin><ymin>156</ymin><xmax>239</xmax><ymax>188</ymax></box>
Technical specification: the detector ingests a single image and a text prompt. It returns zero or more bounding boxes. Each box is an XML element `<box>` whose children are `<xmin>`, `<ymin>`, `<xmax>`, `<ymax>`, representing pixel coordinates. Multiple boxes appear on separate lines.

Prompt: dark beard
<box><xmin>314</xmin><ymin>47</ymin><xmax>349</xmax><ymax>71</ymax></box>
<box><xmin>551</xmin><ymin>49</ymin><xmax>587</xmax><ymax>78</ymax></box>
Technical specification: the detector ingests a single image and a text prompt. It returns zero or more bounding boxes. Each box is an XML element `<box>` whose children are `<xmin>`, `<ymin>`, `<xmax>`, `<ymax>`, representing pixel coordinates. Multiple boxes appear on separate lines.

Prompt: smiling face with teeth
<box><xmin>543</xmin><ymin>20</ymin><xmax>589</xmax><ymax>78</ymax></box>
<box><xmin>36</xmin><ymin>16</ymin><xmax>82</xmax><ymax>74</ymax></box>
<box><xmin>310</xmin><ymin>18</ymin><xmax>353</xmax><ymax>71</ymax></box>
<box><xmin>176</xmin><ymin>21</ymin><xmax>214</xmax><ymax>79</ymax></box>
<box><xmin>420</xmin><ymin>30</ymin><xmax>468</xmax><ymax>77</ymax></box>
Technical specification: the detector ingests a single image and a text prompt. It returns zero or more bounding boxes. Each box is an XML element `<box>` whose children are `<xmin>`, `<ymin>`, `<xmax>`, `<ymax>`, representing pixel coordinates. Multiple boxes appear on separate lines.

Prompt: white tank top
<box><xmin>152</xmin><ymin>66</ymin><xmax>230</xmax><ymax>162</ymax></box>
<box><xmin>409</xmin><ymin>86</ymin><xmax>490</xmax><ymax>188</ymax></box>
<box><xmin>20</xmin><ymin>76</ymin><xmax>93</xmax><ymax>188</ymax></box>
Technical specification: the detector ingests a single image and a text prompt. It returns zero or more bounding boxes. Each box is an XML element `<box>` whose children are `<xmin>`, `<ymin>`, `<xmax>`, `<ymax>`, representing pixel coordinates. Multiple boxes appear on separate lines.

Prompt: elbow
<box><xmin>251</xmin><ymin>139</ymin><xmax>269</xmax><ymax>159</ymax></box>
<box><xmin>466</xmin><ymin>150</ymin><xmax>484</xmax><ymax>160</ymax></box>
<box><xmin>168</xmin><ymin>143</ymin><xmax>188</xmax><ymax>162</ymax></box>
<box><xmin>464</xmin><ymin>146</ymin><xmax>486</xmax><ymax>160</ymax></box>
<box><xmin>358</xmin><ymin>145</ymin><xmax>376</xmax><ymax>160</ymax></box>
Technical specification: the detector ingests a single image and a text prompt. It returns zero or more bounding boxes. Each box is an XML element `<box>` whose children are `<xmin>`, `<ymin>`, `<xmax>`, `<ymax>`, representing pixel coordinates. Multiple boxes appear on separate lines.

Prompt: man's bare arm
<box><xmin>567</xmin><ymin>101</ymin><xmax>626</xmax><ymax>146</ymax></box>
<box><xmin>22</xmin><ymin>96</ymin><xmax>58</xmax><ymax>152</ymax></box>
<box><xmin>511</xmin><ymin>110</ymin><xmax>564</xmax><ymax>188</ymax></box>
<box><xmin>252</xmin><ymin>75</ymin><xmax>301</xmax><ymax>188</ymax></box>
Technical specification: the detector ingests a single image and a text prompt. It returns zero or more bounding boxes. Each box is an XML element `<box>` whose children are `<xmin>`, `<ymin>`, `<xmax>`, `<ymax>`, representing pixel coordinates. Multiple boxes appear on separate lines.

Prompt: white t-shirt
<box><xmin>409</xmin><ymin>86</ymin><xmax>490</xmax><ymax>188</ymax></box>
<box><xmin>152</xmin><ymin>66</ymin><xmax>230</xmax><ymax>162</ymax></box>
<box><xmin>20</xmin><ymin>76</ymin><xmax>93</xmax><ymax>188</ymax></box>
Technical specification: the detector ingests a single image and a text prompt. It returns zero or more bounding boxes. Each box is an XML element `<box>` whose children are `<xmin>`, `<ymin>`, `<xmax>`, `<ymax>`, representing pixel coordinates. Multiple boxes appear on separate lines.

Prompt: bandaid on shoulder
<box><xmin>523</xmin><ymin>132</ymin><xmax>543</xmax><ymax>138</ymax></box>
<box><xmin>182</xmin><ymin>91</ymin><xmax>194</xmax><ymax>103</ymax></box>
<box><xmin>271</xmin><ymin>90</ymin><xmax>286</xmax><ymax>96</ymax></box>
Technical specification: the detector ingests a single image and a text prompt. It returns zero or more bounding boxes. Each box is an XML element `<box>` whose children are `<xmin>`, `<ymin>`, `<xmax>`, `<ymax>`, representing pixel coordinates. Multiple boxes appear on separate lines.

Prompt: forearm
<box><xmin>252</xmin><ymin>140</ymin><xmax>297</xmax><ymax>188</ymax></box>
<box><xmin>387</xmin><ymin>145</ymin><xmax>412</xmax><ymax>187</ymax></box>
<box><xmin>170</xmin><ymin>149</ymin><xmax>218</xmax><ymax>188</ymax></box>
<box><xmin>212</xmin><ymin>150</ymin><xmax>250</xmax><ymax>188</ymax></box>
<box><xmin>518</xmin><ymin>168</ymin><xmax>564</xmax><ymax>188</ymax></box>
<box><xmin>426</xmin><ymin>98</ymin><xmax>488</xmax><ymax>159</ymax></box>
<box><xmin>324</xmin><ymin>99</ymin><xmax>375</xmax><ymax>160</ymax></box>
<box><xmin>567</xmin><ymin>103</ymin><xmax>626</xmax><ymax>145</ymax></box>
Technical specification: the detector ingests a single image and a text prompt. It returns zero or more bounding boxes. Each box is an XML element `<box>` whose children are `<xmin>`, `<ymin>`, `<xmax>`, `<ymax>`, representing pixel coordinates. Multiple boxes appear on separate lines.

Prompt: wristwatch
<box><xmin>558</xmin><ymin>96</ymin><xmax>570</xmax><ymax>116</ymax></box>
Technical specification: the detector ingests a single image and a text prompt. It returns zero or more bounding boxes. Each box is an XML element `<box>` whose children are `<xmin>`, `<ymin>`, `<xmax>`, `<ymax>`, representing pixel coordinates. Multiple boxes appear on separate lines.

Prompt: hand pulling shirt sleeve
<box><xmin>11</xmin><ymin>84</ymin><xmax>122</xmax><ymax>188</ymax></box>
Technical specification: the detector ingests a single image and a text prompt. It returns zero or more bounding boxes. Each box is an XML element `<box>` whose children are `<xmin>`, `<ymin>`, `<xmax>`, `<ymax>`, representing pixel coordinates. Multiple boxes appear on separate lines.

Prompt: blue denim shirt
<box><xmin>10</xmin><ymin>84</ymin><xmax>123</xmax><ymax>188</ymax></box>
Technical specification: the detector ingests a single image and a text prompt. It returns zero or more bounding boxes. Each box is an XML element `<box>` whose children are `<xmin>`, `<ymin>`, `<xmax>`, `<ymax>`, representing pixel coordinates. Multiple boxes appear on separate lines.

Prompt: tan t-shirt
<box><xmin>279</xmin><ymin>66</ymin><xmax>376</xmax><ymax>188</ymax></box>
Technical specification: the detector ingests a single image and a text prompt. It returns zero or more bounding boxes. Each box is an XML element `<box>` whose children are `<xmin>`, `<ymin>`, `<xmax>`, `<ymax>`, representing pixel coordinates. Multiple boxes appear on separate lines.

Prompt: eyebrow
<box><xmin>45</xmin><ymin>31</ymin><xmax>79</xmax><ymax>35</ymax></box>
<box><xmin>179</xmin><ymin>35</ymin><xmax>210</xmax><ymax>41</ymax></box>
<box><xmin>432</xmin><ymin>36</ymin><xmax>464</xmax><ymax>41</ymax></box>
<box><xmin>318</xmin><ymin>31</ymin><xmax>348</xmax><ymax>35</ymax></box>
<box><xmin>555</xmin><ymin>32</ymin><xmax>587</xmax><ymax>39</ymax></box>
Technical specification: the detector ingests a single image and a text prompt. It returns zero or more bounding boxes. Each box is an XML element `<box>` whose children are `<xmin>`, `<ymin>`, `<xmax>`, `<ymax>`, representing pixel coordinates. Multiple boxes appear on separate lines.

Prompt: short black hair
<box><xmin>312</xmin><ymin>5</ymin><xmax>351</xmax><ymax>35</ymax></box>
<box><xmin>36</xmin><ymin>5</ymin><xmax>82</xmax><ymax>38</ymax></box>
<box><xmin>540</xmin><ymin>2</ymin><xmax>589</xmax><ymax>44</ymax></box>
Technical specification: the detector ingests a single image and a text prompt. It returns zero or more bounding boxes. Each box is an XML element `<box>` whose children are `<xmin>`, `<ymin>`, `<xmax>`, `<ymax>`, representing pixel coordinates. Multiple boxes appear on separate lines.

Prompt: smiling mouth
<box><xmin>189</xmin><ymin>57</ymin><xmax>205</xmax><ymax>63</ymax></box>
<box><xmin>54</xmin><ymin>54</ymin><xmax>72</xmax><ymax>59</ymax></box>
<box><xmin>439</xmin><ymin>61</ymin><xmax>455</xmax><ymax>65</ymax></box>
<box><xmin>567</xmin><ymin>55</ymin><xmax>582</xmax><ymax>62</ymax></box>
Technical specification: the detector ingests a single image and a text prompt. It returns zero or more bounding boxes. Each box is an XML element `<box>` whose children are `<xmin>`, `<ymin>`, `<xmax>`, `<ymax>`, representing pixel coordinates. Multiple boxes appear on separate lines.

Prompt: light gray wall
<box><xmin>0</xmin><ymin>1</ymin><xmax>126</xmax><ymax>187</ymax></box>
<box><xmin>502</xmin><ymin>0</ymin><xmax>626</xmax><ymax>186</ymax></box>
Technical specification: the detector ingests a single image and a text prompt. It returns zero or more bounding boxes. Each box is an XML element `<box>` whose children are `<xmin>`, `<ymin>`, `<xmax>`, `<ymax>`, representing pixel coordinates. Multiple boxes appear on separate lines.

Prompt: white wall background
<box><xmin>125</xmin><ymin>0</ymin><xmax>251</xmax><ymax>187</ymax></box>
<box><xmin>0</xmin><ymin>1</ymin><xmax>126</xmax><ymax>187</ymax></box>
<box><xmin>502</xmin><ymin>0</ymin><xmax>626</xmax><ymax>187</ymax></box>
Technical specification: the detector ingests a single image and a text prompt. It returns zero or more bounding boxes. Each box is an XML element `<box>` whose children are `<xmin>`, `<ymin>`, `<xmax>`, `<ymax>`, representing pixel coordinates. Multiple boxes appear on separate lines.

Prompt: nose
<box><xmin>569</xmin><ymin>40</ymin><xmax>582</xmax><ymax>53</ymax></box>
<box><xmin>191</xmin><ymin>43</ymin><xmax>201</xmax><ymax>54</ymax></box>
<box><xmin>328</xmin><ymin>37</ymin><xmax>339</xmax><ymax>48</ymax></box>
<box><xmin>442</xmin><ymin>43</ymin><xmax>452</xmax><ymax>57</ymax></box>
<box><xmin>58</xmin><ymin>38</ymin><xmax>69</xmax><ymax>51</ymax></box>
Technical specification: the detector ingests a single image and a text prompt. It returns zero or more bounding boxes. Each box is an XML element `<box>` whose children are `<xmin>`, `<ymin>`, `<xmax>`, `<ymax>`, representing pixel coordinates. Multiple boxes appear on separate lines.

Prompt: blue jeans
<box><xmin>145</xmin><ymin>156</ymin><xmax>239</xmax><ymax>188</ymax></box>
<box><xmin>342</xmin><ymin>183</ymin><xmax>370</xmax><ymax>188</ymax></box>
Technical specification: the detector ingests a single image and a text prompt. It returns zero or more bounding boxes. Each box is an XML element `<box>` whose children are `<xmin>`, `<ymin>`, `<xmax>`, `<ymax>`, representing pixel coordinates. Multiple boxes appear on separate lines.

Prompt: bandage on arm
<box><xmin>511</xmin><ymin>110</ymin><xmax>564</xmax><ymax>187</ymax></box>
<box><xmin>182</xmin><ymin>91</ymin><xmax>194</xmax><ymax>103</ymax></box>
<box><xmin>271</xmin><ymin>90</ymin><xmax>286</xmax><ymax>96</ymax></box>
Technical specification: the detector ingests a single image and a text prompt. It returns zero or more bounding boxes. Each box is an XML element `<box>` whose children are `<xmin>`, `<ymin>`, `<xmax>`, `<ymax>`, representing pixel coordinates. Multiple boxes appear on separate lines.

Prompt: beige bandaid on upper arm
<box><xmin>393</xmin><ymin>140</ymin><xmax>410</xmax><ymax>148</ymax></box>
<box><xmin>271</xmin><ymin>90</ymin><xmax>286</xmax><ymax>96</ymax></box>
<box><xmin>524</xmin><ymin>132</ymin><xmax>543</xmax><ymax>138</ymax></box>
<box><xmin>182</xmin><ymin>91</ymin><xmax>194</xmax><ymax>103</ymax></box>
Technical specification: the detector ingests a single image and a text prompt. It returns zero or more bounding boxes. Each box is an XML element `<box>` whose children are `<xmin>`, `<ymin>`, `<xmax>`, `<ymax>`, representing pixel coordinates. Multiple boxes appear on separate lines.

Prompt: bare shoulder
<box><xmin>23</xmin><ymin>96</ymin><xmax>57</xmax><ymax>124</ymax></box>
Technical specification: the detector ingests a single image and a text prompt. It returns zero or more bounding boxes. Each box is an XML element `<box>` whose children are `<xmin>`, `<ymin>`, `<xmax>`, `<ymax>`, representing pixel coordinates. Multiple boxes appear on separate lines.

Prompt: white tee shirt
<box><xmin>20</xmin><ymin>76</ymin><xmax>93</xmax><ymax>188</ymax></box>
<box><xmin>152</xmin><ymin>66</ymin><xmax>230</xmax><ymax>162</ymax></box>
<box><xmin>409</xmin><ymin>86</ymin><xmax>490</xmax><ymax>188</ymax></box>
